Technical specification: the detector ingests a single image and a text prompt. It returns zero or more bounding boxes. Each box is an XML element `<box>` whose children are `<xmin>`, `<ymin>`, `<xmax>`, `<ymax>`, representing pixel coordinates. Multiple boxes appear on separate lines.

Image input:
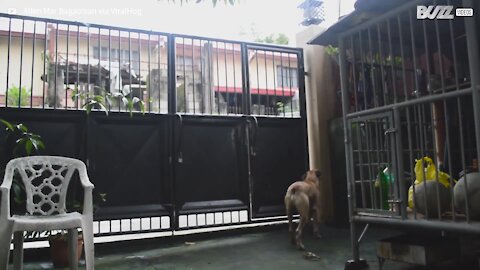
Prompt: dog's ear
<box><xmin>315</xmin><ymin>170</ymin><xmax>322</xmax><ymax>179</ymax></box>
<box><xmin>301</xmin><ymin>172</ymin><xmax>307</xmax><ymax>181</ymax></box>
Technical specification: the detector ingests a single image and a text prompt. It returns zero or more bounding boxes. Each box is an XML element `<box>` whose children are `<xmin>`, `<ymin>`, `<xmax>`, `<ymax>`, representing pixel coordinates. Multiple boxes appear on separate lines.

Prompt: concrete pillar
<box><xmin>296</xmin><ymin>26</ymin><xmax>340</xmax><ymax>224</ymax></box>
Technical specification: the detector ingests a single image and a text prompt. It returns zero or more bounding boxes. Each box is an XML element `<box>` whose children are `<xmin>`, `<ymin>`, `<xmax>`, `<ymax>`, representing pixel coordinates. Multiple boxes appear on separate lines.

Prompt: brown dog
<box><xmin>284</xmin><ymin>170</ymin><xmax>322</xmax><ymax>250</ymax></box>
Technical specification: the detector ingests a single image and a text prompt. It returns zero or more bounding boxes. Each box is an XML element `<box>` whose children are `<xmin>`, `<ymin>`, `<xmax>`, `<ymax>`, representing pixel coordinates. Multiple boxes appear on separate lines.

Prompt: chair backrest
<box><xmin>5</xmin><ymin>156</ymin><xmax>86</xmax><ymax>216</ymax></box>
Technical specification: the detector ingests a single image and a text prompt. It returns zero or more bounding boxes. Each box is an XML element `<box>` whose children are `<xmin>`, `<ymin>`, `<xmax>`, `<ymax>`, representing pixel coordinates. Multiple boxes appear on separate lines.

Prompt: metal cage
<box><xmin>333</xmin><ymin>0</ymin><xmax>480</xmax><ymax>266</ymax></box>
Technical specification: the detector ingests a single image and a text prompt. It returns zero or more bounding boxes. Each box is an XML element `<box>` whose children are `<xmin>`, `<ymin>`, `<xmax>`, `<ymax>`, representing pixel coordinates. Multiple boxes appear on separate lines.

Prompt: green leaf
<box><xmin>0</xmin><ymin>119</ymin><xmax>14</xmax><ymax>131</ymax></box>
<box><xmin>17</xmin><ymin>124</ymin><xmax>28</xmax><ymax>133</ymax></box>
<box><xmin>25</xmin><ymin>139</ymin><xmax>33</xmax><ymax>156</ymax></box>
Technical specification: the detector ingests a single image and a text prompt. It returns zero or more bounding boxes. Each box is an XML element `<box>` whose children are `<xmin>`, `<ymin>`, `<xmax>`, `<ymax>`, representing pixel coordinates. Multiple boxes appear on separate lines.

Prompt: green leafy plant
<box><xmin>108</xmin><ymin>92</ymin><xmax>146</xmax><ymax>117</ymax></box>
<box><xmin>72</xmin><ymin>86</ymin><xmax>109</xmax><ymax>115</ymax></box>
<box><xmin>0</xmin><ymin>119</ymin><xmax>45</xmax><ymax>204</ymax></box>
<box><xmin>325</xmin><ymin>45</ymin><xmax>339</xmax><ymax>56</ymax></box>
<box><xmin>7</xmin><ymin>86</ymin><xmax>31</xmax><ymax>107</ymax></box>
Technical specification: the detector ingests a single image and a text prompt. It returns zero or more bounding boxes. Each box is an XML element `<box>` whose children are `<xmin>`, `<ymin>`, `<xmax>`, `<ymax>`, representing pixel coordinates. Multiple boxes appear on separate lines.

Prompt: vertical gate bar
<box><xmin>19</xmin><ymin>20</ymin><xmax>25</xmax><ymax>108</ymax></box>
<box><xmin>287</xmin><ymin>53</ymin><xmax>294</xmax><ymax>118</ymax></box>
<box><xmin>66</xmin><ymin>25</ymin><xmax>70</xmax><ymax>109</ymax></box>
<box><xmin>350</xmin><ymin>35</ymin><xmax>359</xmax><ymax>112</ymax></box>
<box><xmin>457</xmin><ymin>95</ymin><xmax>470</xmax><ymax>222</ymax></box>
<box><xmin>376</xmin><ymin>24</ymin><xmax>387</xmax><ymax>107</ymax></box>
<box><xmin>359</xmin><ymin>31</ymin><xmax>368</xmax><ymax>110</ymax></box>
<box><xmin>387</xmin><ymin>19</ymin><xmax>398</xmax><ymax>104</ymax></box>
<box><xmin>232</xmin><ymin>44</ymin><xmax>237</xmax><ymax>114</ymax></box>
<box><xmin>168</xmin><ymin>34</ymin><xmax>176</xmax><ymax>114</ymax></box>
<box><xmin>30</xmin><ymin>21</ymin><xmax>36</xmax><ymax>108</ymax></box>
<box><xmin>5</xmin><ymin>18</ymin><xmax>11</xmax><ymax>107</ymax></box>
<box><xmin>182</xmin><ymin>37</ymin><xmax>187</xmax><ymax>113</ymax></box>
<box><xmin>272</xmin><ymin>51</ymin><xmax>277</xmax><ymax>115</ymax></box>
<box><xmin>298</xmin><ymin>49</ymin><xmax>308</xmax><ymax>123</ymax></box>
<box><xmin>397</xmin><ymin>15</ymin><xmax>408</xmax><ymax>101</ymax></box>
<box><xmin>98</xmin><ymin>28</ymin><xmax>101</xmax><ymax>104</ymax></box>
<box><xmin>375</xmin><ymin>119</ymin><xmax>384</xmax><ymax>210</ymax></box>
<box><xmin>463</xmin><ymin>0</ymin><xmax>480</xmax><ymax>170</ymax></box>
<box><xmin>108</xmin><ymin>29</ymin><xmax>111</xmax><ymax>112</ymax></box>
<box><xmin>232</xmin><ymin>43</ymin><xmax>239</xmax><ymax>114</ymax></box>
<box><xmin>128</xmin><ymin>31</ymin><xmax>132</xmax><ymax>101</ymax></box>
<box><xmin>138</xmin><ymin>33</ymin><xmax>142</xmax><ymax>113</ymax></box>
<box><xmin>446</xmin><ymin>0</ymin><xmax>459</xmax><ymax>220</ymax></box>
<box><xmin>87</xmin><ymin>26</ymin><xmax>91</xmax><ymax>106</ymax></box>
<box><xmin>200</xmin><ymin>40</ymin><xmax>204</xmax><ymax>113</ymax></box>
<box><xmin>419</xmin><ymin>104</ymin><xmax>430</xmax><ymax>219</ymax></box>
<box><xmin>432</xmin><ymin>3</ymin><xmax>444</xmax><ymax>220</ymax></box>
<box><xmin>255</xmin><ymin>49</ymin><xmax>260</xmax><ymax>114</ymax></box>
<box><xmin>421</xmin><ymin>18</ymin><xmax>432</xmax><ymax>94</ymax></box>
<box><xmin>43</xmin><ymin>22</ymin><xmax>47</xmax><ymax>108</ymax></box>
<box><xmin>118</xmin><ymin>30</ymin><xmax>121</xmax><ymax>111</ymax></box>
<box><xmin>208</xmin><ymin>40</ymin><xmax>214</xmax><ymax>115</ymax></box>
<box><xmin>216</xmin><ymin>41</ymin><xmax>221</xmax><ymax>115</ymax></box>
<box><xmin>76</xmin><ymin>26</ymin><xmax>79</xmax><ymax>110</ymax></box>
<box><xmin>280</xmin><ymin>52</ymin><xmax>286</xmax><ymax>117</ymax></box>
<box><xmin>54</xmin><ymin>23</ymin><xmax>59</xmax><ymax>109</ymax></box>
<box><xmin>148</xmin><ymin>33</ymin><xmax>151</xmax><ymax>113</ymax></box>
<box><xmin>394</xmin><ymin>108</ymin><xmax>407</xmax><ymax>219</ymax></box>
<box><xmin>158</xmin><ymin>35</ymin><xmax>162</xmax><ymax>113</ymax></box>
<box><xmin>339</xmin><ymin>36</ymin><xmax>360</xmax><ymax>263</ymax></box>
<box><xmin>192</xmin><ymin>38</ymin><xmax>196</xmax><ymax>114</ymax></box>
<box><xmin>241</xmin><ymin>43</ymin><xmax>251</xmax><ymax>115</ymax></box>
<box><xmin>367</xmin><ymin>27</ymin><xmax>378</xmax><ymax>108</ymax></box>
<box><xmin>224</xmin><ymin>42</ymin><xmax>229</xmax><ymax>114</ymax></box>
<box><xmin>365</xmin><ymin>121</ymin><xmax>377</xmax><ymax>208</ymax></box>
<box><xmin>355</xmin><ymin>120</ymin><xmax>367</xmax><ymax>208</ymax></box>
<box><xmin>264</xmin><ymin>49</ymin><xmax>269</xmax><ymax>115</ymax></box>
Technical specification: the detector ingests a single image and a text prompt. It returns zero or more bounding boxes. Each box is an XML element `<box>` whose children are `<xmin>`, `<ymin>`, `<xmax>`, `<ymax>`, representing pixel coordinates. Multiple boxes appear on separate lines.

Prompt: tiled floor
<box><xmin>17</xmin><ymin>225</ymin><xmax>480</xmax><ymax>270</ymax></box>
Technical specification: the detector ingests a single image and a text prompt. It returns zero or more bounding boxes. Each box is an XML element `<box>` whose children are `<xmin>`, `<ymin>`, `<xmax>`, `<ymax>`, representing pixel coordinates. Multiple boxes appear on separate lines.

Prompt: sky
<box><xmin>1</xmin><ymin>0</ymin><xmax>355</xmax><ymax>46</ymax></box>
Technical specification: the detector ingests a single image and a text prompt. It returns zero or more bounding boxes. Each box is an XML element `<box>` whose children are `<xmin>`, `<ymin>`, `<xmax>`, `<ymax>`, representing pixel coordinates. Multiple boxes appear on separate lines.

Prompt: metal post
<box><xmin>168</xmin><ymin>34</ymin><xmax>177</xmax><ymax>114</ymax></box>
<box><xmin>463</xmin><ymin>0</ymin><xmax>480</xmax><ymax>170</ymax></box>
<box><xmin>241</xmin><ymin>43</ymin><xmax>251</xmax><ymax>115</ymax></box>
<box><xmin>339</xmin><ymin>37</ymin><xmax>368</xmax><ymax>270</ymax></box>
<box><xmin>297</xmin><ymin>49</ymin><xmax>309</xmax><ymax>170</ymax></box>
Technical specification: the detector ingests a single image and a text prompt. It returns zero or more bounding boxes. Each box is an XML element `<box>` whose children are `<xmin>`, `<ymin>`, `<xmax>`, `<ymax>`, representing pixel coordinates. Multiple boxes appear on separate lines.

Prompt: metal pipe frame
<box><xmin>338</xmin><ymin>0</ymin><xmax>480</xmax><ymax>266</ymax></box>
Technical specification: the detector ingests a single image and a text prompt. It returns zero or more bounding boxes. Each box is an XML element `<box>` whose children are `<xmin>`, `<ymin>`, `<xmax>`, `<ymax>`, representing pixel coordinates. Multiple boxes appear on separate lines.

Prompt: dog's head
<box><xmin>301</xmin><ymin>169</ymin><xmax>321</xmax><ymax>184</ymax></box>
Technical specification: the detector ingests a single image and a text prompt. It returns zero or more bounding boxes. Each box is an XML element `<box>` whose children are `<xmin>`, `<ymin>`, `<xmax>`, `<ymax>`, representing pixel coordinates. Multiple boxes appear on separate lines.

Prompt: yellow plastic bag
<box><xmin>408</xmin><ymin>156</ymin><xmax>454</xmax><ymax>208</ymax></box>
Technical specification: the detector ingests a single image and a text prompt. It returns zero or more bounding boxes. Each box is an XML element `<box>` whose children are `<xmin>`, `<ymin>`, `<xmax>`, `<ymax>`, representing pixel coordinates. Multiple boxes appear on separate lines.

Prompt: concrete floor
<box><xmin>16</xmin><ymin>225</ymin><xmax>480</xmax><ymax>270</ymax></box>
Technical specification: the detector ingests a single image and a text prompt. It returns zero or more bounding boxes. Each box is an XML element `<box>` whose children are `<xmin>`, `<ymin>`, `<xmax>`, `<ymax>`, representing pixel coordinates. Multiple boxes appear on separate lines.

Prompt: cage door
<box><xmin>347</xmin><ymin>112</ymin><xmax>400</xmax><ymax>217</ymax></box>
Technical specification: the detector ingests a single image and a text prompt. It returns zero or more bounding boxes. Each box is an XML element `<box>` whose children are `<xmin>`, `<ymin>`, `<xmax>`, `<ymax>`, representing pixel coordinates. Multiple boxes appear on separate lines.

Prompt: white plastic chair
<box><xmin>0</xmin><ymin>156</ymin><xmax>95</xmax><ymax>270</ymax></box>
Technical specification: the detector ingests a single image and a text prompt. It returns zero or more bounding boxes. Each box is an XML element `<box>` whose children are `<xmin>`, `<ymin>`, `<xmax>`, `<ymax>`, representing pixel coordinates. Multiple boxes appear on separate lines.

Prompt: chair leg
<box><xmin>68</xmin><ymin>229</ymin><xmax>78</xmax><ymax>270</ymax></box>
<box><xmin>0</xmin><ymin>223</ymin><xmax>13</xmax><ymax>270</ymax></box>
<box><xmin>81</xmin><ymin>220</ymin><xmax>94</xmax><ymax>270</ymax></box>
<box><xmin>13</xmin><ymin>231</ymin><xmax>24</xmax><ymax>270</ymax></box>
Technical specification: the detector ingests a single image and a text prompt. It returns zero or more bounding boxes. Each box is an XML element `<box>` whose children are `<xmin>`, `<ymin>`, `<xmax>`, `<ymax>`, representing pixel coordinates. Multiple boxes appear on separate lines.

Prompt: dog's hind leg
<box><xmin>285</xmin><ymin>197</ymin><xmax>295</xmax><ymax>245</ymax></box>
<box><xmin>295</xmin><ymin>195</ymin><xmax>309</xmax><ymax>251</ymax></box>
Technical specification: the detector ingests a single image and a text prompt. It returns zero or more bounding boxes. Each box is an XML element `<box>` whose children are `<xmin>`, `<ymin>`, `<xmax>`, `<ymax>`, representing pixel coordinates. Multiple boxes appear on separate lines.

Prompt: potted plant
<box><xmin>0</xmin><ymin>119</ymin><xmax>106</xmax><ymax>268</ymax></box>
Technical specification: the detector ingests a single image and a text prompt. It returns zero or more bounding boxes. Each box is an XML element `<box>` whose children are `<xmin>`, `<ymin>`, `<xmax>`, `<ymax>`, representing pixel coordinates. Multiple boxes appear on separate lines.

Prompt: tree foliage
<box><xmin>161</xmin><ymin>0</ymin><xmax>237</xmax><ymax>6</ymax></box>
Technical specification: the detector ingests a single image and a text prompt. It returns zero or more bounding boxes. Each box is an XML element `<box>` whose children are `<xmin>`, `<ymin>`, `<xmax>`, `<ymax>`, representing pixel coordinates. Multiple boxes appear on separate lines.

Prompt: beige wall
<box><xmin>296</xmin><ymin>26</ymin><xmax>338</xmax><ymax>224</ymax></box>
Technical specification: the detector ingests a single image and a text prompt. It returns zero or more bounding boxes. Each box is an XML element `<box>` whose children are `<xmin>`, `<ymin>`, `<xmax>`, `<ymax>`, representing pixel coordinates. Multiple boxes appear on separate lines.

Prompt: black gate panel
<box><xmin>173</xmin><ymin>116</ymin><xmax>249</xmax><ymax>222</ymax></box>
<box><xmin>0</xmin><ymin>109</ymin><xmax>85</xmax><ymax>164</ymax></box>
<box><xmin>87</xmin><ymin>113</ymin><xmax>171</xmax><ymax>220</ymax></box>
<box><xmin>250</xmin><ymin>118</ymin><xmax>308</xmax><ymax>218</ymax></box>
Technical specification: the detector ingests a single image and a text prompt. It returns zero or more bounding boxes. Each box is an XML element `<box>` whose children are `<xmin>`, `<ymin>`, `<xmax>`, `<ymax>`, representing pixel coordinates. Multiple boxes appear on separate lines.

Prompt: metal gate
<box><xmin>0</xmin><ymin>13</ymin><xmax>309</xmax><ymax>236</ymax></box>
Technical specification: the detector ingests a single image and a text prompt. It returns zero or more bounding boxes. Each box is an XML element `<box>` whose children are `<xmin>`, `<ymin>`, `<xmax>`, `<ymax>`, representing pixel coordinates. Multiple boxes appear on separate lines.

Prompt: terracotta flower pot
<box><xmin>49</xmin><ymin>236</ymin><xmax>84</xmax><ymax>268</ymax></box>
